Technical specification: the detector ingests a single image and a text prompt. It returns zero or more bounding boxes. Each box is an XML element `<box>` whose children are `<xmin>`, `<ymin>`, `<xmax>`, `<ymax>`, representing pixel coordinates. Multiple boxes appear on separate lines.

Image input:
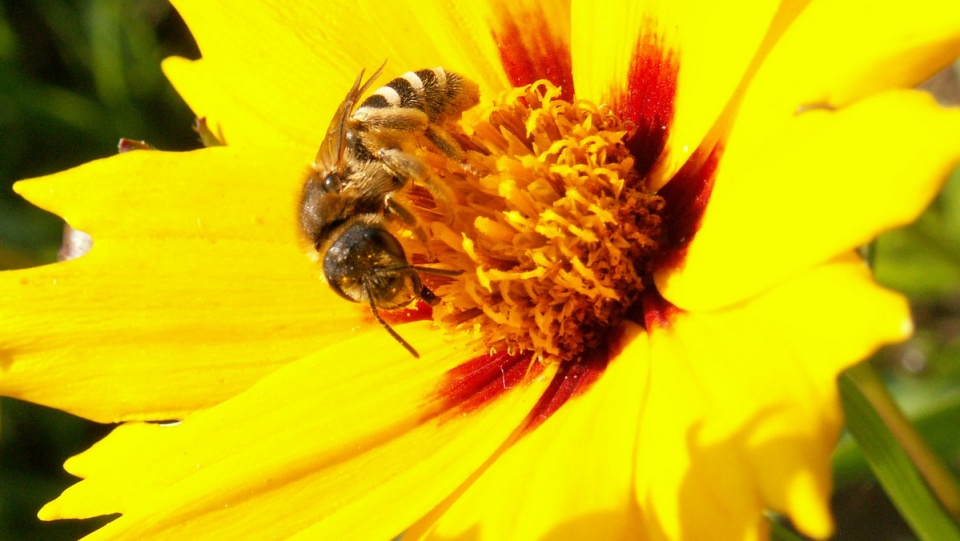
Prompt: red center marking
<box><xmin>653</xmin><ymin>144</ymin><xmax>723</xmax><ymax>271</ymax></box>
<box><xmin>434</xmin><ymin>350</ymin><xmax>543</xmax><ymax>417</ymax></box>
<box><xmin>640</xmin><ymin>288</ymin><xmax>680</xmax><ymax>331</ymax></box>
<box><xmin>431</xmin><ymin>327</ymin><xmax>625</xmax><ymax>435</ymax></box>
<box><xmin>521</xmin><ymin>326</ymin><xmax>627</xmax><ymax>434</ymax></box>
<box><xmin>613</xmin><ymin>32</ymin><xmax>679</xmax><ymax>179</ymax></box>
<box><xmin>491</xmin><ymin>11</ymin><xmax>574</xmax><ymax>101</ymax></box>
<box><xmin>380</xmin><ymin>300</ymin><xmax>433</xmax><ymax>325</ymax></box>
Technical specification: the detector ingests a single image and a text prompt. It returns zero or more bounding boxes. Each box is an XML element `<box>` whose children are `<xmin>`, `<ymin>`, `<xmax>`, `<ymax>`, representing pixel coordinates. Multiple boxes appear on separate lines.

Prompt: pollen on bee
<box><xmin>401</xmin><ymin>81</ymin><xmax>664</xmax><ymax>364</ymax></box>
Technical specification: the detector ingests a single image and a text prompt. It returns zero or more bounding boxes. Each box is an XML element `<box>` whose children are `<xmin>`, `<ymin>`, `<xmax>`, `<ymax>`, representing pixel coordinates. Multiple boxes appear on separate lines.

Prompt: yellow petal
<box><xmin>41</xmin><ymin>323</ymin><xmax>557</xmax><ymax>540</ymax></box>
<box><xmin>351</xmin><ymin>0</ymin><xmax>559</xmax><ymax>95</ymax></box>
<box><xmin>641</xmin><ymin>255</ymin><xmax>910</xmax><ymax>540</ymax></box>
<box><xmin>658</xmin><ymin>90</ymin><xmax>960</xmax><ymax>312</ymax></box>
<box><xmin>736</xmin><ymin>0</ymin><xmax>960</xmax><ymax>145</ymax></box>
<box><xmin>168</xmin><ymin>0</ymin><xmax>370</xmax><ymax>148</ymax></box>
<box><xmin>166</xmin><ymin>0</ymin><xmax>514</xmax><ymax>148</ymax></box>
<box><xmin>161</xmin><ymin>57</ymin><xmax>311</xmax><ymax>151</ymax></box>
<box><xmin>15</xmin><ymin>146</ymin><xmax>306</xmax><ymax>241</ymax></box>
<box><xmin>570</xmin><ymin>0</ymin><xmax>802</xmax><ymax>184</ymax></box>
<box><xmin>409</xmin><ymin>323</ymin><xmax>648</xmax><ymax>541</ymax></box>
<box><xmin>2</xmin><ymin>147</ymin><xmax>376</xmax><ymax>422</ymax></box>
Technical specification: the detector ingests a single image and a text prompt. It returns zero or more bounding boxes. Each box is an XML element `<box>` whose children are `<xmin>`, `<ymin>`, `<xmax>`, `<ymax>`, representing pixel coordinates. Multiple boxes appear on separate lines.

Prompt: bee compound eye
<box><xmin>323</xmin><ymin>173</ymin><xmax>343</xmax><ymax>192</ymax></box>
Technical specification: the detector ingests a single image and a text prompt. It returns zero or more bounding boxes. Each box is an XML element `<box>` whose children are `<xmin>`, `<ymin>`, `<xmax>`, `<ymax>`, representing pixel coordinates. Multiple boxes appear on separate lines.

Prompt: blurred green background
<box><xmin>0</xmin><ymin>1</ymin><xmax>197</xmax><ymax>539</ymax></box>
<box><xmin>0</xmin><ymin>1</ymin><xmax>957</xmax><ymax>540</ymax></box>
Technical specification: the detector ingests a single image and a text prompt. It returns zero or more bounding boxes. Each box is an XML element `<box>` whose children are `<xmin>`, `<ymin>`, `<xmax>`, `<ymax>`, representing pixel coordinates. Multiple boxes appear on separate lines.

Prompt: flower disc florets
<box><xmin>404</xmin><ymin>81</ymin><xmax>664</xmax><ymax>363</ymax></box>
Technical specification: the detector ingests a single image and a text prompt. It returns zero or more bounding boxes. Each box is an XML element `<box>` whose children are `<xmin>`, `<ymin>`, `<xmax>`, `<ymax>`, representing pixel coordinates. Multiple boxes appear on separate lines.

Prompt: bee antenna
<box><xmin>366</xmin><ymin>289</ymin><xmax>420</xmax><ymax>358</ymax></box>
<box><xmin>412</xmin><ymin>265</ymin><xmax>464</xmax><ymax>277</ymax></box>
<box><xmin>359</xmin><ymin>60</ymin><xmax>388</xmax><ymax>97</ymax></box>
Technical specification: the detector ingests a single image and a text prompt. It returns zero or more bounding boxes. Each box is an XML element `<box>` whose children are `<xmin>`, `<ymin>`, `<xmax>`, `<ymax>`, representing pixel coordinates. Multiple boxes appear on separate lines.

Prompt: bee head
<box><xmin>322</xmin><ymin>221</ymin><xmax>422</xmax><ymax>310</ymax></box>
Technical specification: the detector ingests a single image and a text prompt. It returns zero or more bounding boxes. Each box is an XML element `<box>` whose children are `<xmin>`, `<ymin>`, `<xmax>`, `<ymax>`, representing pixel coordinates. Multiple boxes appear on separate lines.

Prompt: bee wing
<box><xmin>314</xmin><ymin>62</ymin><xmax>387</xmax><ymax>173</ymax></box>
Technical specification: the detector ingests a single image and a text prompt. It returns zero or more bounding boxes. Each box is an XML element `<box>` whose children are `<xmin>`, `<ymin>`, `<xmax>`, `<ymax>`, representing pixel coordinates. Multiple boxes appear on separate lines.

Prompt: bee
<box><xmin>299</xmin><ymin>64</ymin><xmax>479</xmax><ymax>358</ymax></box>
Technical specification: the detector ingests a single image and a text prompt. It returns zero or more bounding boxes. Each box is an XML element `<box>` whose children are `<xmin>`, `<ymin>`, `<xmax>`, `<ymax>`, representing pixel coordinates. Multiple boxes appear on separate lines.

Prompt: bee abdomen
<box><xmin>356</xmin><ymin>68</ymin><xmax>479</xmax><ymax>124</ymax></box>
<box><xmin>416</xmin><ymin>68</ymin><xmax>480</xmax><ymax>122</ymax></box>
<box><xmin>360</xmin><ymin>75</ymin><xmax>423</xmax><ymax>112</ymax></box>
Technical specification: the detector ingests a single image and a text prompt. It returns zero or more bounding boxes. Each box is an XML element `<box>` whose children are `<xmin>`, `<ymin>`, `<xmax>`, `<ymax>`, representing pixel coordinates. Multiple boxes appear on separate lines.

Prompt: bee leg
<box><xmin>378</xmin><ymin>148</ymin><xmax>429</xmax><ymax>184</ymax></box>
<box><xmin>424</xmin><ymin>126</ymin><xmax>463</xmax><ymax>159</ymax></box>
<box><xmin>366</xmin><ymin>287</ymin><xmax>419</xmax><ymax>358</ymax></box>
<box><xmin>378</xmin><ymin>148</ymin><xmax>456</xmax><ymax>217</ymax></box>
<box><xmin>383</xmin><ymin>193</ymin><xmax>418</xmax><ymax>226</ymax></box>
<box><xmin>384</xmin><ymin>194</ymin><xmax>432</xmax><ymax>256</ymax></box>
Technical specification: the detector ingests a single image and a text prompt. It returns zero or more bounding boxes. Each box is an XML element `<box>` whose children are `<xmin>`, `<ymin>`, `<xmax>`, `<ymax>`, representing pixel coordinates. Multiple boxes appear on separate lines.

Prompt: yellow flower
<box><xmin>3</xmin><ymin>0</ymin><xmax>960</xmax><ymax>540</ymax></box>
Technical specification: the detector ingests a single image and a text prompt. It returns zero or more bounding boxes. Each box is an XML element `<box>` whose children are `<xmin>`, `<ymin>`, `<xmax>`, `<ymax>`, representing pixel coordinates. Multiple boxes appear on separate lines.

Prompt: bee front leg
<box><xmin>384</xmin><ymin>193</ymin><xmax>432</xmax><ymax>255</ymax></box>
<box><xmin>378</xmin><ymin>148</ymin><xmax>455</xmax><ymax>219</ymax></box>
<box><xmin>379</xmin><ymin>147</ymin><xmax>448</xmax><ymax>256</ymax></box>
<box><xmin>383</xmin><ymin>194</ymin><xmax>418</xmax><ymax>227</ymax></box>
<box><xmin>424</xmin><ymin>126</ymin><xmax>463</xmax><ymax>159</ymax></box>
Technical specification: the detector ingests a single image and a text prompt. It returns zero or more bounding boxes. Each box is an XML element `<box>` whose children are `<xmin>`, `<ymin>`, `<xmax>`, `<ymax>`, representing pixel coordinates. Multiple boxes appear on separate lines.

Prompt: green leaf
<box><xmin>834</xmin><ymin>388</ymin><xmax>960</xmax><ymax>488</ymax></box>
<box><xmin>873</xmin><ymin>166</ymin><xmax>960</xmax><ymax>298</ymax></box>
<box><xmin>839</xmin><ymin>362</ymin><xmax>960</xmax><ymax>541</ymax></box>
<box><xmin>767</xmin><ymin>514</ymin><xmax>807</xmax><ymax>541</ymax></box>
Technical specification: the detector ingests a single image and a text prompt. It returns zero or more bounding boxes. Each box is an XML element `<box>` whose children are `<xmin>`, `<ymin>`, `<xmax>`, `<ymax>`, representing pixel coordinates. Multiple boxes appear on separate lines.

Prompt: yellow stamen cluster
<box><xmin>407</xmin><ymin>81</ymin><xmax>664</xmax><ymax>363</ymax></box>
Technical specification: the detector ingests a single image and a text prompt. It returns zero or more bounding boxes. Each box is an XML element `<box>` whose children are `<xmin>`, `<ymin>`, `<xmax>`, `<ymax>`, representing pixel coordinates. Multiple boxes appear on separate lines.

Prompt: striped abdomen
<box><xmin>352</xmin><ymin>68</ymin><xmax>480</xmax><ymax>127</ymax></box>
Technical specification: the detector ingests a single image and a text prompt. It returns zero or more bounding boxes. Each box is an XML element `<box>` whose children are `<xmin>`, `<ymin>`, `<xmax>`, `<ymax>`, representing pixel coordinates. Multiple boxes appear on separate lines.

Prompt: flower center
<box><xmin>404</xmin><ymin>81</ymin><xmax>664</xmax><ymax>363</ymax></box>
